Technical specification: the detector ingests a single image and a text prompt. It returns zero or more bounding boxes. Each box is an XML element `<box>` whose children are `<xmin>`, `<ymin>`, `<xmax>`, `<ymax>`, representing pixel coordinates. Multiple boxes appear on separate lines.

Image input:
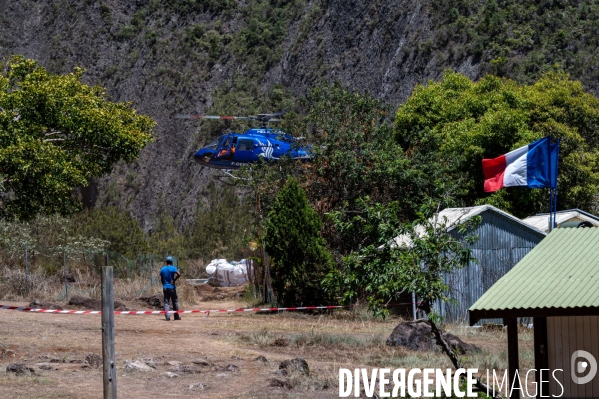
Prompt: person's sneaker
<box><xmin>165</xmin><ymin>318</ymin><xmax>171</xmax><ymax>321</ymax></box>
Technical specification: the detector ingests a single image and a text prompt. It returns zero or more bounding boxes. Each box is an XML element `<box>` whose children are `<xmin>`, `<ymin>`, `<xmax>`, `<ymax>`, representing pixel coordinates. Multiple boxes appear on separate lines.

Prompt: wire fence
<box><xmin>7</xmin><ymin>246</ymin><xmax>180</xmax><ymax>301</ymax></box>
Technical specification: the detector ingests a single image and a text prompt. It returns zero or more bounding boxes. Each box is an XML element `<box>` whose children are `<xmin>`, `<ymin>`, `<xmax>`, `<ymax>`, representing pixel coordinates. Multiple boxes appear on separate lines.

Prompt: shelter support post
<box><xmin>505</xmin><ymin>317</ymin><xmax>519</xmax><ymax>399</ymax></box>
<box><xmin>533</xmin><ymin>317</ymin><xmax>549</xmax><ymax>396</ymax></box>
<box><xmin>102</xmin><ymin>260</ymin><xmax>117</xmax><ymax>399</ymax></box>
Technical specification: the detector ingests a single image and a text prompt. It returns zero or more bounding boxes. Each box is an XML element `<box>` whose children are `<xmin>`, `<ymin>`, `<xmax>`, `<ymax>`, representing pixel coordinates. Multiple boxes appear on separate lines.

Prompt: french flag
<box><xmin>483</xmin><ymin>137</ymin><xmax>558</xmax><ymax>192</ymax></box>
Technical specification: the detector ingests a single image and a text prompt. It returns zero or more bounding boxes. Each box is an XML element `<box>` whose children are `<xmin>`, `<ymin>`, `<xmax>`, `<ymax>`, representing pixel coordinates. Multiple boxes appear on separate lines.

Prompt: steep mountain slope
<box><xmin>1</xmin><ymin>0</ymin><xmax>597</xmax><ymax>231</ymax></box>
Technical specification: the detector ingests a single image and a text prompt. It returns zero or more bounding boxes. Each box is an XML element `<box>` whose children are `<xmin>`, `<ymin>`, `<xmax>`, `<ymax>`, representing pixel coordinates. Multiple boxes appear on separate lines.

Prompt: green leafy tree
<box><xmin>71</xmin><ymin>206</ymin><xmax>149</xmax><ymax>258</ymax></box>
<box><xmin>237</xmin><ymin>81</ymin><xmax>422</xmax><ymax>258</ymax></box>
<box><xmin>293</xmin><ymin>81</ymin><xmax>417</xmax><ymax>215</ymax></box>
<box><xmin>395</xmin><ymin>70</ymin><xmax>599</xmax><ymax>216</ymax></box>
<box><xmin>0</xmin><ymin>56</ymin><xmax>154</xmax><ymax>220</ymax></box>
<box><xmin>264</xmin><ymin>177</ymin><xmax>333</xmax><ymax>306</ymax></box>
<box><xmin>325</xmin><ymin>200</ymin><xmax>499</xmax><ymax>396</ymax></box>
<box><xmin>324</xmin><ymin>200</ymin><xmax>479</xmax><ymax>317</ymax></box>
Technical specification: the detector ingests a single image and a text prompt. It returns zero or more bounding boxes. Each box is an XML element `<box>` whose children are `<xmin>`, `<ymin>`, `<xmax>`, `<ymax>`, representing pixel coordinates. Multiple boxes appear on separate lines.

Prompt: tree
<box><xmin>237</xmin><ymin>81</ymin><xmax>423</xmax><ymax>259</ymax></box>
<box><xmin>325</xmin><ymin>200</ymin><xmax>500</xmax><ymax>397</ymax></box>
<box><xmin>71</xmin><ymin>206</ymin><xmax>149</xmax><ymax>258</ymax></box>
<box><xmin>395</xmin><ymin>70</ymin><xmax>599</xmax><ymax>217</ymax></box>
<box><xmin>324</xmin><ymin>200</ymin><xmax>479</xmax><ymax>318</ymax></box>
<box><xmin>0</xmin><ymin>214</ymin><xmax>109</xmax><ymax>262</ymax></box>
<box><xmin>0</xmin><ymin>56</ymin><xmax>154</xmax><ymax>220</ymax></box>
<box><xmin>291</xmin><ymin>81</ymin><xmax>418</xmax><ymax>216</ymax></box>
<box><xmin>264</xmin><ymin>177</ymin><xmax>333</xmax><ymax>306</ymax></box>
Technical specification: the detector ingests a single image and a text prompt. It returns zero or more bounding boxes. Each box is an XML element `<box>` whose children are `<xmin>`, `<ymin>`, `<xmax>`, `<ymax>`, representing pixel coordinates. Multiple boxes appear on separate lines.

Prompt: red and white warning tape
<box><xmin>0</xmin><ymin>304</ymin><xmax>346</xmax><ymax>316</ymax></box>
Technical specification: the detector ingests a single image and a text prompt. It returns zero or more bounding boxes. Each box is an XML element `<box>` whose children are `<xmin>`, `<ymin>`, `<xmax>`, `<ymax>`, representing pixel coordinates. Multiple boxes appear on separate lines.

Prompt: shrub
<box><xmin>264</xmin><ymin>177</ymin><xmax>333</xmax><ymax>306</ymax></box>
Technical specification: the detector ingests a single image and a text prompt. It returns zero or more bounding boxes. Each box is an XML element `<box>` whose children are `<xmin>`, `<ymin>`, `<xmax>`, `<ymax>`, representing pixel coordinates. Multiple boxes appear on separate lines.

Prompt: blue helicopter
<box><xmin>175</xmin><ymin>112</ymin><xmax>311</xmax><ymax>170</ymax></box>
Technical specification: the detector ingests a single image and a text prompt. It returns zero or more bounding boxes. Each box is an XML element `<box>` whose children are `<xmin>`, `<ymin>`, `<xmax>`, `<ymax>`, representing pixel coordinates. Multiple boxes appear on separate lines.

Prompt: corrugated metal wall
<box><xmin>547</xmin><ymin>316</ymin><xmax>599</xmax><ymax>398</ymax></box>
<box><xmin>435</xmin><ymin>210</ymin><xmax>545</xmax><ymax>324</ymax></box>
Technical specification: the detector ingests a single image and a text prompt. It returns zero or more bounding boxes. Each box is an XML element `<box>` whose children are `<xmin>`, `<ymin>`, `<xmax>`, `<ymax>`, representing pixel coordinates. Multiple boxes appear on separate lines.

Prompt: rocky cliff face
<box><xmin>1</xmin><ymin>0</ymin><xmax>597</xmax><ymax>231</ymax></box>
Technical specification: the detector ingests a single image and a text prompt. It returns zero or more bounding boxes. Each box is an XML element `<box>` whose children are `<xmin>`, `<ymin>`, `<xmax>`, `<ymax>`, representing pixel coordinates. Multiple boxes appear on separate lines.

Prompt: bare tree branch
<box><xmin>428</xmin><ymin>317</ymin><xmax>503</xmax><ymax>399</ymax></box>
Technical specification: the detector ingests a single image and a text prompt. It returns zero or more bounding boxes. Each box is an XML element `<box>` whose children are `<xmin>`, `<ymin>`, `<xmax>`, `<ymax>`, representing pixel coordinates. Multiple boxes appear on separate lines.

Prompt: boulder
<box><xmin>386</xmin><ymin>319</ymin><xmax>479</xmax><ymax>354</ymax></box>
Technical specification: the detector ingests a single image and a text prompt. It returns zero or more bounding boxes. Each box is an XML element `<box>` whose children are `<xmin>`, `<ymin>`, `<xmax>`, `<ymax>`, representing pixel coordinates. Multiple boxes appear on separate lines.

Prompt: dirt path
<box><xmin>0</xmin><ymin>300</ymin><xmax>379</xmax><ymax>398</ymax></box>
<box><xmin>0</xmin><ymin>299</ymin><xmax>530</xmax><ymax>398</ymax></box>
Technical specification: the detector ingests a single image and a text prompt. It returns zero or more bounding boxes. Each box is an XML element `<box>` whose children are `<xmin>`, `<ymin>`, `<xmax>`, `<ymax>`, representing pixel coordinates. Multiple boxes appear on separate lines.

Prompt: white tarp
<box><xmin>205</xmin><ymin>258</ymin><xmax>251</xmax><ymax>287</ymax></box>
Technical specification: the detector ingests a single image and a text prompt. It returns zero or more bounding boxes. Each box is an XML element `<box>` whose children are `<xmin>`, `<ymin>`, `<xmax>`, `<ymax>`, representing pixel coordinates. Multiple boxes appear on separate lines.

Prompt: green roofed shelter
<box><xmin>469</xmin><ymin>227</ymin><xmax>599</xmax><ymax>322</ymax></box>
<box><xmin>469</xmin><ymin>226</ymin><xmax>599</xmax><ymax>399</ymax></box>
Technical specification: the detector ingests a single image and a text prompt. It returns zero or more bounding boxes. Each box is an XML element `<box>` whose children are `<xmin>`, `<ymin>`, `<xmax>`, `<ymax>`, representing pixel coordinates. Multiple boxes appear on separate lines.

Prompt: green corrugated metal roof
<box><xmin>469</xmin><ymin>227</ymin><xmax>599</xmax><ymax>312</ymax></box>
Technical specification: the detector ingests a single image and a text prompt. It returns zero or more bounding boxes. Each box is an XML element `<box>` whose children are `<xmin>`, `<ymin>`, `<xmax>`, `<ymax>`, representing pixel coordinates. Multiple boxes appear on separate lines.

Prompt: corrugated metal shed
<box><xmin>522</xmin><ymin>209</ymin><xmax>599</xmax><ymax>233</ymax></box>
<box><xmin>390</xmin><ymin>205</ymin><xmax>545</xmax><ymax>248</ymax></box>
<box><xmin>469</xmin><ymin>228</ymin><xmax>599</xmax><ymax>315</ymax></box>
<box><xmin>427</xmin><ymin>205</ymin><xmax>546</xmax><ymax>323</ymax></box>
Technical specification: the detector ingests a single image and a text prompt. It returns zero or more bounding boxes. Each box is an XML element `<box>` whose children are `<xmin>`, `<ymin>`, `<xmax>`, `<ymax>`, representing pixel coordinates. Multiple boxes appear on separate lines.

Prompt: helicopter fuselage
<box><xmin>193</xmin><ymin>128</ymin><xmax>310</xmax><ymax>169</ymax></box>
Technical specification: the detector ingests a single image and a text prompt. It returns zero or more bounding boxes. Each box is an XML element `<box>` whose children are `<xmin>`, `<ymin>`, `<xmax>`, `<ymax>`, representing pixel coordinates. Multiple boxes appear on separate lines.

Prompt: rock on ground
<box><xmin>6</xmin><ymin>363</ymin><xmax>35</xmax><ymax>375</ymax></box>
<box><xmin>192</xmin><ymin>359</ymin><xmax>211</xmax><ymax>366</ymax></box>
<box><xmin>124</xmin><ymin>360</ymin><xmax>154</xmax><ymax>372</ymax></box>
<box><xmin>268</xmin><ymin>378</ymin><xmax>293</xmax><ymax>389</ymax></box>
<box><xmin>186</xmin><ymin>382</ymin><xmax>207</xmax><ymax>391</ymax></box>
<box><xmin>386</xmin><ymin>319</ymin><xmax>480</xmax><ymax>354</ymax></box>
<box><xmin>85</xmin><ymin>354</ymin><xmax>102</xmax><ymax>368</ymax></box>
<box><xmin>279</xmin><ymin>358</ymin><xmax>309</xmax><ymax>375</ymax></box>
<box><xmin>36</xmin><ymin>363</ymin><xmax>88</xmax><ymax>371</ymax></box>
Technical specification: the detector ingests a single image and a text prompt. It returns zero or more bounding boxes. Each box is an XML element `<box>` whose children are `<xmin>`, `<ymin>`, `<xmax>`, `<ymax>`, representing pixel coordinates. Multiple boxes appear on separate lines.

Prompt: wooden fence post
<box><xmin>25</xmin><ymin>245</ymin><xmax>29</xmax><ymax>295</ymax></box>
<box><xmin>102</xmin><ymin>259</ymin><xmax>117</xmax><ymax>399</ymax></box>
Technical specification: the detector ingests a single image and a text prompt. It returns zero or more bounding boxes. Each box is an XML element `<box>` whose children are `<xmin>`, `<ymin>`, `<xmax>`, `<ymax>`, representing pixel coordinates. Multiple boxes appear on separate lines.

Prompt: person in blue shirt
<box><xmin>159</xmin><ymin>256</ymin><xmax>181</xmax><ymax>321</ymax></box>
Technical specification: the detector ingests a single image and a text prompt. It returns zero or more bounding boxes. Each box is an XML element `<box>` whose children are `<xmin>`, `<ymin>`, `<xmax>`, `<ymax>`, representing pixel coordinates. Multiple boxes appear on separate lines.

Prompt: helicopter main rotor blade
<box><xmin>174</xmin><ymin>114</ymin><xmax>251</xmax><ymax>120</ymax></box>
<box><xmin>266</xmin><ymin>110</ymin><xmax>287</xmax><ymax>117</ymax></box>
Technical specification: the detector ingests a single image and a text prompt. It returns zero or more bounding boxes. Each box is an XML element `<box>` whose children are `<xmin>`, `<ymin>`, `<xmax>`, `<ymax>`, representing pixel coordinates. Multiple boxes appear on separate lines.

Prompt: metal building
<box><xmin>430</xmin><ymin>205</ymin><xmax>546</xmax><ymax>323</ymax></box>
<box><xmin>522</xmin><ymin>208</ymin><xmax>599</xmax><ymax>233</ymax></box>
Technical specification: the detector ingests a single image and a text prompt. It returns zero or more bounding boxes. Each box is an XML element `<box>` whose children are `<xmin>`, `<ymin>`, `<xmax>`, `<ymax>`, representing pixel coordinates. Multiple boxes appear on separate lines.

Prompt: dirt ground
<box><xmin>0</xmin><ymin>296</ymin><xmax>534</xmax><ymax>399</ymax></box>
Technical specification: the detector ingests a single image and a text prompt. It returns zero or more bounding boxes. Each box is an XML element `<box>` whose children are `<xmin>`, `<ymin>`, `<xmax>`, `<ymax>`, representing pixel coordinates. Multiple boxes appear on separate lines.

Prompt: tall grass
<box><xmin>0</xmin><ymin>265</ymin><xmax>198</xmax><ymax>307</ymax></box>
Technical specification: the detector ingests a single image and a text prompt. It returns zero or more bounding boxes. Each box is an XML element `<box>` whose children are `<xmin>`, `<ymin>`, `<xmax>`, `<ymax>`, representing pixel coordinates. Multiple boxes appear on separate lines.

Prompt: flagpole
<box><xmin>549</xmin><ymin>187</ymin><xmax>553</xmax><ymax>233</ymax></box>
<box><xmin>553</xmin><ymin>138</ymin><xmax>561</xmax><ymax>228</ymax></box>
<box><xmin>548</xmin><ymin>136</ymin><xmax>553</xmax><ymax>233</ymax></box>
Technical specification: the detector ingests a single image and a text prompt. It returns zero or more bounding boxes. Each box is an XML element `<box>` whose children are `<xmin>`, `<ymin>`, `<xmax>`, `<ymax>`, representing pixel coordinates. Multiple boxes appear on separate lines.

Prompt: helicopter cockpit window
<box><xmin>205</xmin><ymin>137</ymin><xmax>223</xmax><ymax>150</ymax></box>
<box><xmin>222</xmin><ymin>137</ymin><xmax>233</xmax><ymax>148</ymax></box>
<box><xmin>237</xmin><ymin>139</ymin><xmax>254</xmax><ymax>151</ymax></box>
